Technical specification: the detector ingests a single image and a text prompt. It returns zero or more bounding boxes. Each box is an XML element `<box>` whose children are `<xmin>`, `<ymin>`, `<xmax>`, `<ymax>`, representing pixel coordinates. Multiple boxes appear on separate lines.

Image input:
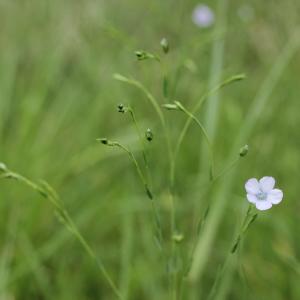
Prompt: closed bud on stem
<box><xmin>173</xmin><ymin>101</ymin><xmax>184</xmax><ymax>111</ymax></box>
<box><xmin>134</xmin><ymin>50</ymin><xmax>160</xmax><ymax>62</ymax></box>
<box><xmin>135</xmin><ymin>51</ymin><xmax>145</xmax><ymax>60</ymax></box>
<box><xmin>172</xmin><ymin>232</ymin><xmax>184</xmax><ymax>243</ymax></box>
<box><xmin>134</xmin><ymin>50</ymin><xmax>154</xmax><ymax>61</ymax></box>
<box><xmin>117</xmin><ymin>103</ymin><xmax>126</xmax><ymax>113</ymax></box>
<box><xmin>98</xmin><ymin>138</ymin><xmax>108</xmax><ymax>145</ymax></box>
<box><xmin>97</xmin><ymin>138</ymin><xmax>115</xmax><ymax>146</ymax></box>
<box><xmin>0</xmin><ymin>162</ymin><xmax>7</xmax><ymax>173</ymax></box>
<box><xmin>239</xmin><ymin>144</ymin><xmax>249</xmax><ymax>157</ymax></box>
<box><xmin>160</xmin><ymin>38</ymin><xmax>169</xmax><ymax>54</ymax></box>
<box><xmin>162</xmin><ymin>103</ymin><xmax>179</xmax><ymax>110</ymax></box>
<box><xmin>145</xmin><ymin>128</ymin><xmax>153</xmax><ymax>142</ymax></box>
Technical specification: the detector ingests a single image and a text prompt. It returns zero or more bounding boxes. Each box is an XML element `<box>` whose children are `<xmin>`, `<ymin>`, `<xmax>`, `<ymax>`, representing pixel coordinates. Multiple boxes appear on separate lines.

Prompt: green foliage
<box><xmin>1</xmin><ymin>0</ymin><xmax>300</xmax><ymax>299</ymax></box>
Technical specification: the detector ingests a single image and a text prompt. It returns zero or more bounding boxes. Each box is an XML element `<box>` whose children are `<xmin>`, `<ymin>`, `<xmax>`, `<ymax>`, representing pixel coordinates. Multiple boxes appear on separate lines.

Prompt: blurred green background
<box><xmin>1</xmin><ymin>0</ymin><xmax>300</xmax><ymax>299</ymax></box>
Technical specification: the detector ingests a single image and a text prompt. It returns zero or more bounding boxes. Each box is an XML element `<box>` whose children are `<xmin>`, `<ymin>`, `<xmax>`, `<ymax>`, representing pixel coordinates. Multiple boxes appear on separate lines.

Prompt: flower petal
<box><xmin>245</xmin><ymin>178</ymin><xmax>260</xmax><ymax>194</ymax></box>
<box><xmin>259</xmin><ymin>176</ymin><xmax>275</xmax><ymax>192</ymax></box>
<box><xmin>247</xmin><ymin>194</ymin><xmax>257</xmax><ymax>204</ymax></box>
<box><xmin>267</xmin><ymin>189</ymin><xmax>283</xmax><ymax>205</ymax></box>
<box><xmin>192</xmin><ymin>5</ymin><xmax>215</xmax><ymax>28</ymax></box>
<box><xmin>255</xmin><ymin>200</ymin><xmax>272</xmax><ymax>211</ymax></box>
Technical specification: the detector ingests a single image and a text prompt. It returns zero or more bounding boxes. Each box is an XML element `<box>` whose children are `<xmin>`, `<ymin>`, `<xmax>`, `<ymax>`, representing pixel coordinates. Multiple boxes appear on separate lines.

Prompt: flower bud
<box><xmin>162</xmin><ymin>103</ymin><xmax>179</xmax><ymax>110</ymax></box>
<box><xmin>0</xmin><ymin>162</ymin><xmax>7</xmax><ymax>173</ymax></box>
<box><xmin>135</xmin><ymin>51</ymin><xmax>146</xmax><ymax>60</ymax></box>
<box><xmin>134</xmin><ymin>50</ymin><xmax>155</xmax><ymax>61</ymax></box>
<box><xmin>160</xmin><ymin>38</ymin><xmax>169</xmax><ymax>54</ymax></box>
<box><xmin>117</xmin><ymin>103</ymin><xmax>125</xmax><ymax>113</ymax></box>
<box><xmin>98</xmin><ymin>138</ymin><xmax>108</xmax><ymax>145</ymax></box>
<box><xmin>97</xmin><ymin>138</ymin><xmax>116</xmax><ymax>147</ymax></box>
<box><xmin>145</xmin><ymin>128</ymin><xmax>153</xmax><ymax>142</ymax></box>
<box><xmin>239</xmin><ymin>144</ymin><xmax>249</xmax><ymax>157</ymax></box>
<box><xmin>172</xmin><ymin>232</ymin><xmax>184</xmax><ymax>243</ymax></box>
<box><xmin>173</xmin><ymin>101</ymin><xmax>184</xmax><ymax>111</ymax></box>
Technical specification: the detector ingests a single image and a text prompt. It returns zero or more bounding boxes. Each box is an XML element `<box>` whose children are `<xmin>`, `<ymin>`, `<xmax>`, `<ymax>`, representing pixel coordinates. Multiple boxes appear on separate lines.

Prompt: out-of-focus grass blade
<box><xmin>0</xmin><ymin>205</ymin><xmax>19</xmax><ymax>297</ymax></box>
<box><xmin>19</xmin><ymin>233</ymin><xmax>52</xmax><ymax>299</ymax></box>
<box><xmin>203</xmin><ymin>0</ymin><xmax>228</xmax><ymax>140</ymax></box>
<box><xmin>119</xmin><ymin>212</ymin><xmax>134</xmax><ymax>300</ymax></box>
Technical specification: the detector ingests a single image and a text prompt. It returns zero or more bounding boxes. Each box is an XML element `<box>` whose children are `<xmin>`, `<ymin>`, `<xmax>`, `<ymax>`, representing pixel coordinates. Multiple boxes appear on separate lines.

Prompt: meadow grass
<box><xmin>1</xmin><ymin>0</ymin><xmax>300</xmax><ymax>299</ymax></box>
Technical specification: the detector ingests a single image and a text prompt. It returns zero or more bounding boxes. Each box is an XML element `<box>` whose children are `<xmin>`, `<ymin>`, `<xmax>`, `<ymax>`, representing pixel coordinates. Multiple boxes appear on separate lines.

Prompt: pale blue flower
<box><xmin>245</xmin><ymin>177</ymin><xmax>283</xmax><ymax>211</ymax></box>
<box><xmin>192</xmin><ymin>4</ymin><xmax>215</xmax><ymax>28</ymax></box>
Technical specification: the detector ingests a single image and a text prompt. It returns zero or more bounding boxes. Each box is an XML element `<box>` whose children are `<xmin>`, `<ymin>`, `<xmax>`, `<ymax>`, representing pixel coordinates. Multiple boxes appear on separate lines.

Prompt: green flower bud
<box><xmin>173</xmin><ymin>101</ymin><xmax>184</xmax><ymax>111</ymax></box>
<box><xmin>239</xmin><ymin>144</ymin><xmax>249</xmax><ymax>157</ymax></box>
<box><xmin>145</xmin><ymin>128</ymin><xmax>153</xmax><ymax>142</ymax></box>
<box><xmin>134</xmin><ymin>50</ymin><xmax>160</xmax><ymax>62</ymax></box>
<box><xmin>160</xmin><ymin>38</ymin><xmax>169</xmax><ymax>54</ymax></box>
<box><xmin>98</xmin><ymin>138</ymin><xmax>108</xmax><ymax>145</ymax></box>
<box><xmin>117</xmin><ymin>103</ymin><xmax>125</xmax><ymax>113</ymax></box>
<box><xmin>135</xmin><ymin>50</ymin><xmax>154</xmax><ymax>61</ymax></box>
<box><xmin>97</xmin><ymin>138</ymin><xmax>116</xmax><ymax>147</ymax></box>
<box><xmin>172</xmin><ymin>232</ymin><xmax>184</xmax><ymax>243</ymax></box>
<box><xmin>135</xmin><ymin>51</ymin><xmax>146</xmax><ymax>60</ymax></box>
<box><xmin>162</xmin><ymin>103</ymin><xmax>179</xmax><ymax>110</ymax></box>
<box><xmin>0</xmin><ymin>162</ymin><xmax>7</xmax><ymax>173</ymax></box>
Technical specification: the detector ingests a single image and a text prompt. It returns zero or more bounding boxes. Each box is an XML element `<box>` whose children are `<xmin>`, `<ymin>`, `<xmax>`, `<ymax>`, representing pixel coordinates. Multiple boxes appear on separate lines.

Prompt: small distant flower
<box><xmin>245</xmin><ymin>177</ymin><xmax>283</xmax><ymax>211</ymax></box>
<box><xmin>192</xmin><ymin>4</ymin><xmax>215</xmax><ymax>28</ymax></box>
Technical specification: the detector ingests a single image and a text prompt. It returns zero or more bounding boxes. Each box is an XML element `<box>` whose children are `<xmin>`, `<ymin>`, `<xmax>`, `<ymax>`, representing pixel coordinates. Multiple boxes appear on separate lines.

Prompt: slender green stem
<box><xmin>159</xmin><ymin>59</ymin><xmax>169</xmax><ymax>100</ymax></box>
<box><xmin>207</xmin><ymin>205</ymin><xmax>257</xmax><ymax>300</ymax></box>
<box><xmin>125</xmin><ymin>108</ymin><xmax>164</xmax><ymax>246</ymax></box>
<box><xmin>0</xmin><ymin>168</ymin><xmax>124</xmax><ymax>300</ymax></box>
<box><xmin>109</xmin><ymin>141</ymin><xmax>152</xmax><ymax>199</ymax></box>
<box><xmin>114</xmin><ymin>74</ymin><xmax>174</xmax><ymax>181</ymax></box>
<box><xmin>171</xmin><ymin>74</ymin><xmax>245</xmax><ymax>184</ymax></box>
<box><xmin>175</xmin><ymin>101</ymin><xmax>215</xmax><ymax>180</ymax></box>
<box><xmin>180</xmin><ymin>157</ymin><xmax>241</xmax><ymax>297</ymax></box>
<box><xmin>114</xmin><ymin>74</ymin><xmax>165</xmax><ymax>129</ymax></box>
<box><xmin>212</xmin><ymin>157</ymin><xmax>240</xmax><ymax>183</ymax></box>
<box><xmin>231</xmin><ymin>205</ymin><xmax>257</xmax><ymax>254</ymax></box>
<box><xmin>116</xmin><ymin>142</ymin><xmax>164</xmax><ymax>246</ymax></box>
<box><xmin>150</xmin><ymin>198</ymin><xmax>164</xmax><ymax>250</ymax></box>
<box><xmin>196</xmin><ymin>156</ymin><xmax>241</xmax><ymax>191</ymax></box>
<box><xmin>114</xmin><ymin>73</ymin><xmax>177</xmax><ymax>299</ymax></box>
<box><xmin>127</xmin><ymin>107</ymin><xmax>150</xmax><ymax>181</ymax></box>
<box><xmin>99</xmin><ymin>141</ymin><xmax>164</xmax><ymax>247</ymax></box>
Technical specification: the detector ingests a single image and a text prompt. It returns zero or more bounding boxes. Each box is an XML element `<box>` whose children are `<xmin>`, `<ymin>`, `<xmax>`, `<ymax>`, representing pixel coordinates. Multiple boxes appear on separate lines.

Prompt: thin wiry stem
<box><xmin>207</xmin><ymin>205</ymin><xmax>257</xmax><ymax>300</ymax></box>
<box><xmin>127</xmin><ymin>107</ymin><xmax>150</xmax><ymax>181</ymax></box>
<box><xmin>97</xmin><ymin>140</ymin><xmax>164</xmax><ymax>247</ymax></box>
<box><xmin>175</xmin><ymin>101</ymin><xmax>215</xmax><ymax>180</ymax></box>
<box><xmin>196</xmin><ymin>156</ymin><xmax>241</xmax><ymax>191</ymax></box>
<box><xmin>114</xmin><ymin>73</ymin><xmax>176</xmax><ymax>247</ymax></box>
<box><xmin>101</xmin><ymin>140</ymin><xmax>152</xmax><ymax>199</ymax></box>
<box><xmin>171</xmin><ymin>74</ymin><xmax>245</xmax><ymax>185</ymax></box>
<box><xmin>127</xmin><ymin>108</ymin><xmax>164</xmax><ymax>248</ymax></box>
<box><xmin>114</xmin><ymin>74</ymin><xmax>174</xmax><ymax>182</ymax></box>
<box><xmin>114</xmin><ymin>73</ymin><xmax>178</xmax><ymax>299</ymax></box>
<box><xmin>0</xmin><ymin>167</ymin><xmax>124</xmax><ymax>300</ymax></box>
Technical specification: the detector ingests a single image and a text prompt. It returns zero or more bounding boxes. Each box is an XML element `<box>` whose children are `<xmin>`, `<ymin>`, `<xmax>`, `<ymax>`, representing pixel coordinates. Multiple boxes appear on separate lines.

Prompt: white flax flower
<box><xmin>192</xmin><ymin>4</ymin><xmax>215</xmax><ymax>28</ymax></box>
<box><xmin>245</xmin><ymin>176</ymin><xmax>283</xmax><ymax>211</ymax></box>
